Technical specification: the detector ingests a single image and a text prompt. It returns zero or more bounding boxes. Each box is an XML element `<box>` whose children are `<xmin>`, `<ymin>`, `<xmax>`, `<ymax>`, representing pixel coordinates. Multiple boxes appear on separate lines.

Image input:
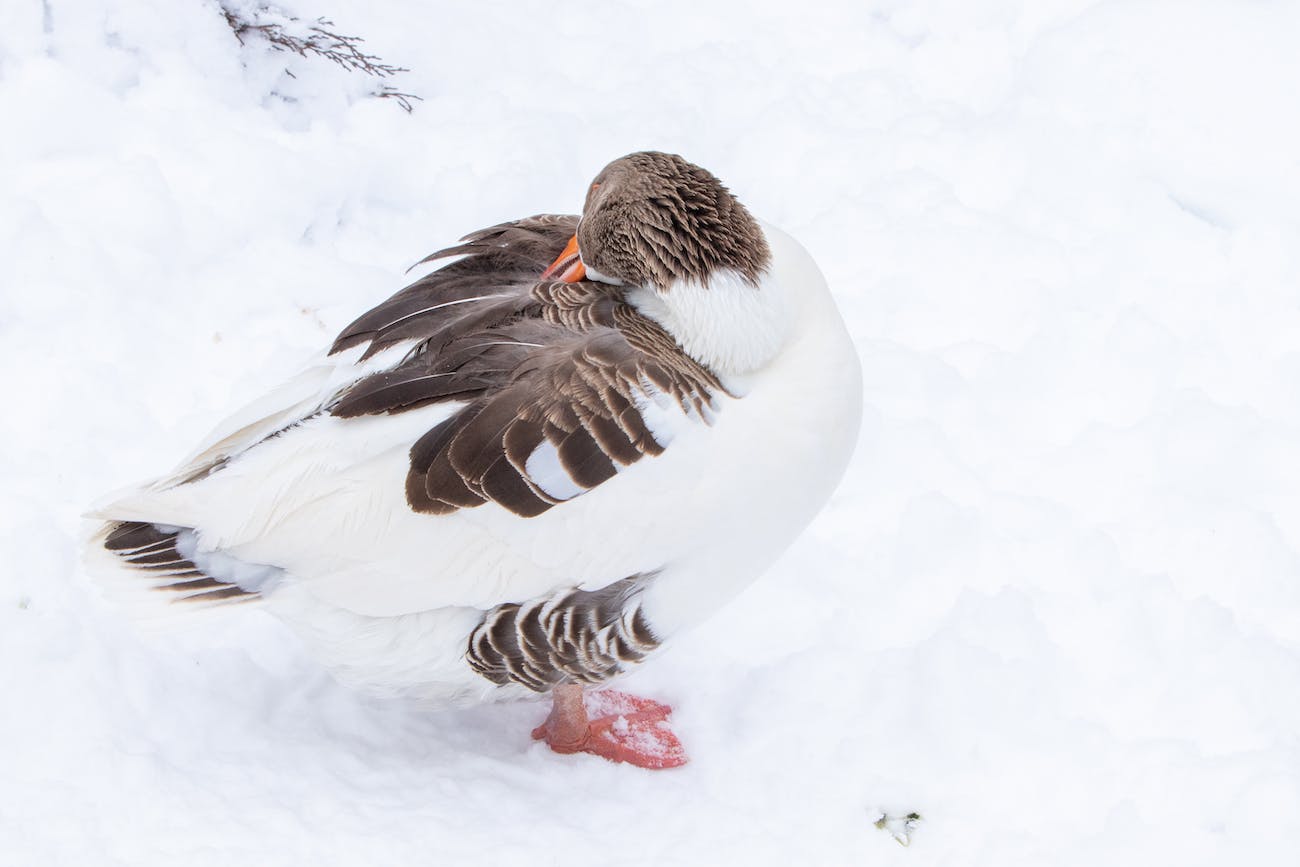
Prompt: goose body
<box><xmin>89</xmin><ymin>153</ymin><xmax>862</xmax><ymax>763</ymax></box>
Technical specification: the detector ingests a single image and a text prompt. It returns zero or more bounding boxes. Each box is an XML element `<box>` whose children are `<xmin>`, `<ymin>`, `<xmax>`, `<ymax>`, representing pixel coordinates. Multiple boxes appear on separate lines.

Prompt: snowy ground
<box><xmin>4</xmin><ymin>0</ymin><xmax>1300</xmax><ymax>863</ymax></box>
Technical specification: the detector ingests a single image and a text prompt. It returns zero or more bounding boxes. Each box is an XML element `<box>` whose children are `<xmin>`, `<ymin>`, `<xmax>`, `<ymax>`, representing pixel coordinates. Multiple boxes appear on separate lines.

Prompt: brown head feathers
<box><xmin>575</xmin><ymin>152</ymin><xmax>771</xmax><ymax>291</ymax></box>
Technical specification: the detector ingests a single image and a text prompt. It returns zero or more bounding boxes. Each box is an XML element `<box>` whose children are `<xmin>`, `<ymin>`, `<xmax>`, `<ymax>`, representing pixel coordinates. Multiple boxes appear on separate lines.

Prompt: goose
<box><xmin>87</xmin><ymin>151</ymin><xmax>862</xmax><ymax>769</ymax></box>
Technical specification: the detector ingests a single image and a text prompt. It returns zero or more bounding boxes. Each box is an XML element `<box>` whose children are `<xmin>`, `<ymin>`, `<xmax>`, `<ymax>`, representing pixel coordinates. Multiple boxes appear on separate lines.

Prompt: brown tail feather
<box><xmin>100</xmin><ymin>521</ymin><xmax>257</xmax><ymax>606</ymax></box>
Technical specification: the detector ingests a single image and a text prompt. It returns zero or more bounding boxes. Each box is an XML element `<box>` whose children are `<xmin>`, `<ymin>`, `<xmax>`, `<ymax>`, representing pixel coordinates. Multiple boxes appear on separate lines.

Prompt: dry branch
<box><xmin>220</xmin><ymin>4</ymin><xmax>423</xmax><ymax>112</ymax></box>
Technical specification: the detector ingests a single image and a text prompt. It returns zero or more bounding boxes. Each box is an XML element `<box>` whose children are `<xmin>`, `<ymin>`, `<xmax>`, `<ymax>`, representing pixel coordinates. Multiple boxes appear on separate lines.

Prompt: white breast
<box><xmin>624</xmin><ymin>265</ymin><xmax>794</xmax><ymax>375</ymax></box>
<box><xmin>631</xmin><ymin>223</ymin><xmax>864</xmax><ymax>633</ymax></box>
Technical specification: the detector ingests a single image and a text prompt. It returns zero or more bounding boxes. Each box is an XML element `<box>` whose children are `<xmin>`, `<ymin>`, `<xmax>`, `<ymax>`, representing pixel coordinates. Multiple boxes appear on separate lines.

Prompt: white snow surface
<box><xmin>4</xmin><ymin>0</ymin><xmax>1300</xmax><ymax>864</ymax></box>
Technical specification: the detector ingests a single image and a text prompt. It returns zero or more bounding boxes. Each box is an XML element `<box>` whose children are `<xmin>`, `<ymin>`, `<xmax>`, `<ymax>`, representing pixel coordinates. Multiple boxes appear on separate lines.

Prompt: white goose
<box><xmin>88</xmin><ymin>152</ymin><xmax>862</xmax><ymax>769</ymax></box>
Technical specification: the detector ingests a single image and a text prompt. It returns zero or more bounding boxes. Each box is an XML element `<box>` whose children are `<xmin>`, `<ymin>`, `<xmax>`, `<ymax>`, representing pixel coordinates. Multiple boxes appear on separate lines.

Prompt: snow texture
<box><xmin>4</xmin><ymin>0</ymin><xmax>1300</xmax><ymax>864</ymax></box>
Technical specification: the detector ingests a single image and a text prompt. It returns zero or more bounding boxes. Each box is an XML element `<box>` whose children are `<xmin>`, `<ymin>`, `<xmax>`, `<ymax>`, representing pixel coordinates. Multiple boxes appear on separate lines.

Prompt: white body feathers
<box><xmin>88</xmin><ymin>224</ymin><xmax>862</xmax><ymax>704</ymax></box>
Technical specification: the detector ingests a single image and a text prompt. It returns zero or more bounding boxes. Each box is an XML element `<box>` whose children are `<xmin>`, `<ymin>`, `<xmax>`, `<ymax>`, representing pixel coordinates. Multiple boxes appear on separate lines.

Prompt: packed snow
<box><xmin>4</xmin><ymin>0</ymin><xmax>1300</xmax><ymax>864</ymax></box>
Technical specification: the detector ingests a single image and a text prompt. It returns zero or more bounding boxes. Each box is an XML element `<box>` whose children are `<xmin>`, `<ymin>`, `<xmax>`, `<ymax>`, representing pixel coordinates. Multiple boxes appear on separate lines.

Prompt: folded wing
<box><xmin>93</xmin><ymin>215</ymin><xmax>725</xmax><ymax>616</ymax></box>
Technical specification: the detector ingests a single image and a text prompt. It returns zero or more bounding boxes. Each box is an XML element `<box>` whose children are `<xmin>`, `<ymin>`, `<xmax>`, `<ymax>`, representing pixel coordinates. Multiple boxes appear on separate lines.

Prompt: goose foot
<box><xmin>532</xmin><ymin>684</ymin><xmax>688</xmax><ymax>770</ymax></box>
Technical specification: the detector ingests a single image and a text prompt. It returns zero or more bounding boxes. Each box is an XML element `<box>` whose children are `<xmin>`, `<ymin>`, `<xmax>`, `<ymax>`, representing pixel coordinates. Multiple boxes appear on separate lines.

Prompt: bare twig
<box><xmin>376</xmin><ymin>87</ymin><xmax>423</xmax><ymax>113</ymax></box>
<box><xmin>220</xmin><ymin>4</ymin><xmax>421</xmax><ymax>112</ymax></box>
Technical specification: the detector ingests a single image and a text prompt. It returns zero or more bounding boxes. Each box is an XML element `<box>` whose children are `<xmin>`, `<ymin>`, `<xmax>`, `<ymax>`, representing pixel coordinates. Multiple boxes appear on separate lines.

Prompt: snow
<box><xmin>3</xmin><ymin>0</ymin><xmax>1300</xmax><ymax>863</ymax></box>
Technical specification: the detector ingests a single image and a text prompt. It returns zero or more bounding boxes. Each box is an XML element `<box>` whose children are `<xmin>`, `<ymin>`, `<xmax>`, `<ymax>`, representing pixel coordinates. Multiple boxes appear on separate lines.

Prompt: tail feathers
<box><xmin>93</xmin><ymin>521</ymin><xmax>260</xmax><ymax>613</ymax></box>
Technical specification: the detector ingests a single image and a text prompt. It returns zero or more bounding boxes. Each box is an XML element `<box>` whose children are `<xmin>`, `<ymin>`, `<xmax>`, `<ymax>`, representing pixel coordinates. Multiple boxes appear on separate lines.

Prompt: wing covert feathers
<box><xmin>327</xmin><ymin>215</ymin><xmax>723</xmax><ymax>518</ymax></box>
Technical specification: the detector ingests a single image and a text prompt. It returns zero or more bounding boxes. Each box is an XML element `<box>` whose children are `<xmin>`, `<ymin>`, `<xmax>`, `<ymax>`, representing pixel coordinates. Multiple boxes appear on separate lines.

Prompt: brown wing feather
<box><xmin>327</xmin><ymin>215</ymin><xmax>723</xmax><ymax>519</ymax></box>
<box><xmin>331</xmin><ymin>214</ymin><xmax>579</xmax><ymax>360</ymax></box>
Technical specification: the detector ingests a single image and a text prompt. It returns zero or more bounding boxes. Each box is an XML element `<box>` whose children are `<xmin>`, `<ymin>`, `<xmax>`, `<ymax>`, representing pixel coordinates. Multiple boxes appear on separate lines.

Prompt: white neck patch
<box><xmin>624</xmin><ymin>266</ymin><xmax>793</xmax><ymax>376</ymax></box>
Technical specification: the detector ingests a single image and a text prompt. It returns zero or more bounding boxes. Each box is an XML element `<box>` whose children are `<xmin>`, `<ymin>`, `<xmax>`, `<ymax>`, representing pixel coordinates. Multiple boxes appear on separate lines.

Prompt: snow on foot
<box><xmin>531</xmin><ymin>689</ymin><xmax>688</xmax><ymax>770</ymax></box>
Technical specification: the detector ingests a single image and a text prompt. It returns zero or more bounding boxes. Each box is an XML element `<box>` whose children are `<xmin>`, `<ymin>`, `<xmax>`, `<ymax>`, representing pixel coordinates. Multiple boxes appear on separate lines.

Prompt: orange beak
<box><xmin>541</xmin><ymin>234</ymin><xmax>587</xmax><ymax>283</ymax></box>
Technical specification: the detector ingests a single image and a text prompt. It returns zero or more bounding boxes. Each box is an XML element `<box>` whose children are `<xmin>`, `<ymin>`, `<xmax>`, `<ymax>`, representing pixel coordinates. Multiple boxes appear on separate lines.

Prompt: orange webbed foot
<box><xmin>532</xmin><ymin>686</ymin><xmax>687</xmax><ymax>770</ymax></box>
